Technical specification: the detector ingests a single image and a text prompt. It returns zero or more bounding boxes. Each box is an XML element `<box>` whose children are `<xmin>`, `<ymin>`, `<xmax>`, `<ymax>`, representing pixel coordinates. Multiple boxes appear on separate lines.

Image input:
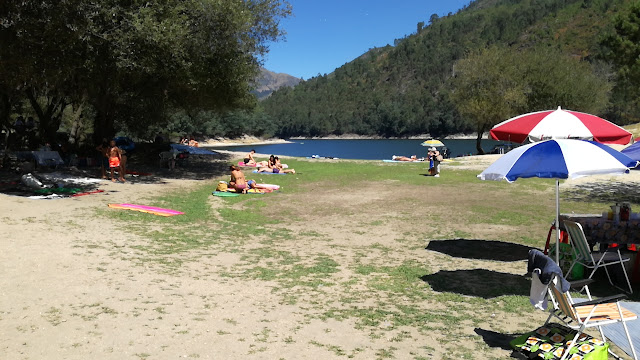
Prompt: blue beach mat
<box><xmin>574</xmin><ymin>299</ymin><xmax>640</xmax><ymax>358</ymax></box>
<box><xmin>252</xmin><ymin>170</ymin><xmax>287</xmax><ymax>175</ymax></box>
<box><xmin>601</xmin><ymin>301</ymin><xmax>640</xmax><ymax>358</ymax></box>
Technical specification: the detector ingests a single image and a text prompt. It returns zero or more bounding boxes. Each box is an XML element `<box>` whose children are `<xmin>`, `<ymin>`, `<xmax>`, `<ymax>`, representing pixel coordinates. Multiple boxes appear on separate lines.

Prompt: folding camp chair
<box><xmin>544</xmin><ymin>273</ymin><xmax>638</xmax><ymax>360</ymax></box>
<box><xmin>564</xmin><ymin>220</ymin><xmax>633</xmax><ymax>294</ymax></box>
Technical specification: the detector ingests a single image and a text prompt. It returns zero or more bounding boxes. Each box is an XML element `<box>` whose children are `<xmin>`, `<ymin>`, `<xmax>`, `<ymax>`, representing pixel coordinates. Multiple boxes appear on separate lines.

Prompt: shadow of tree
<box><xmin>0</xmin><ymin>145</ymin><xmax>239</xmax><ymax>196</ymax></box>
<box><xmin>421</xmin><ymin>269</ymin><xmax>529</xmax><ymax>298</ymax></box>
<box><xmin>426</xmin><ymin>239</ymin><xmax>534</xmax><ymax>262</ymax></box>
<box><xmin>563</xmin><ymin>178</ymin><xmax>640</xmax><ymax>204</ymax></box>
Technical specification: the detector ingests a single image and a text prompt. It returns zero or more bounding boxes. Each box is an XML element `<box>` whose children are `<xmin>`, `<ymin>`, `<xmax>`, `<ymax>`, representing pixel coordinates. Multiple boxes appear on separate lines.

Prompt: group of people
<box><xmin>96</xmin><ymin>139</ymin><xmax>126</xmax><ymax>182</ymax></box>
<box><xmin>180</xmin><ymin>136</ymin><xmax>199</xmax><ymax>147</ymax></box>
<box><xmin>427</xmin><ymin>147</ymin><xmax>442</xmax><ymax>177</ymax></box>
<box><xmin>390</xmin><ymin>147</ymin><xmax>442</xmax><ymax>177</ymax></box>
<box><xmin>243</xmin><ymin>150</ymin><xmax>295</xmax><ymax>174</ymax></box>
<box><xmin>224</xmin><ymin>151</ymin><xmax>296</xmax><ymax>193</ymax></box>
<box><xmin>228</xmin><ymin>165</ymin><xmax>274</xmax><ymax>193</ymax></box>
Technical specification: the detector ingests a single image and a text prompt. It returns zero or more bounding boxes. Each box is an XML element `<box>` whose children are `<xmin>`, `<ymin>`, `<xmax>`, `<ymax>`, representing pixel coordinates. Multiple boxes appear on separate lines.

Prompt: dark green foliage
<box><xmin>0</xmin><ymin>0</ymin><xmax>291</xmax><ymax>145</ymax></box>
<box><xmin>258</xmin><ymin>0</ymin><xmax>631</xmax><ymax>140</ymax></box>
<box><xmin>600</xmin><ymin>1</ymin><xmax>640</xmax><ymax>125</ymax></box>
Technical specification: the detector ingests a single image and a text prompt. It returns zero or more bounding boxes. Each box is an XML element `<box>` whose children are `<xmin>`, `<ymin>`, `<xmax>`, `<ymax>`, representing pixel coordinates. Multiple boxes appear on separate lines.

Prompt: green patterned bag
<box><xmin>510</xmin><ymin>324</ymin><xmax>608</xmax><ymax>359</ymax></box>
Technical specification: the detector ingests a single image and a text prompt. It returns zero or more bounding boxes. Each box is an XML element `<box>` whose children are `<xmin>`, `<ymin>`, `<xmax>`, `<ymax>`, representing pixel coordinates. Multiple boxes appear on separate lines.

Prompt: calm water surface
<box><xmin>207</xmin><ymin>139</ymin><xmax>511</xmax><ymax>160</ymax></box>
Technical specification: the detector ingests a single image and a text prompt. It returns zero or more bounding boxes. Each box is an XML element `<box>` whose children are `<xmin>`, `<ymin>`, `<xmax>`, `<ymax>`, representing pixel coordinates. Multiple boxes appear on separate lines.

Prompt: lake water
<box><xmin>207</xmin><ymin>139</ymin><xmax>511</xmax><ymax>160</ymax></box>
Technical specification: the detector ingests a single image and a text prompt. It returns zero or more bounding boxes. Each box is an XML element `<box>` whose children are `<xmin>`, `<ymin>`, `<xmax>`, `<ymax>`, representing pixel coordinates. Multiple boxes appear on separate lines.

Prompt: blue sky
<box><xmin>262</xmin><ymin>0</ymin><xmax>472</xmax><ymax>79</ymax></box>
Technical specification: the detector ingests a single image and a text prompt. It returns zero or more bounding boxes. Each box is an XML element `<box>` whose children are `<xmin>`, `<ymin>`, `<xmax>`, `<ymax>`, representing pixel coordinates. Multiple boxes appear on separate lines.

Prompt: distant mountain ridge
<box><xmin>260</xmin><ymin>0</ymin><xmax>631</xmax><ymax>138</ymax></box>
<box><xmin>253</xmin><ymin>68</ymin><xmax>301</xmax><ymax>100</ymax></box>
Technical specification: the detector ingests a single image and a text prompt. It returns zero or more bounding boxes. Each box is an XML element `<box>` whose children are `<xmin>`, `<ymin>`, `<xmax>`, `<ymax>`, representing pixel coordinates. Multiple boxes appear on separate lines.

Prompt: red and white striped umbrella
<box><xmin>490</xmin><ymin>106</ymin><xmax>632</xmax><ymax>145</ymax></box>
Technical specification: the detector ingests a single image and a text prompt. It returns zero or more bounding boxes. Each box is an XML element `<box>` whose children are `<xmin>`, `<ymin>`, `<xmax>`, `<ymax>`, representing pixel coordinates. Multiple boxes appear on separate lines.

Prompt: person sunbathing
<box><xmin>257</xmin><ymin>155</ymin><xmax>278</xmax><ymax>173</ymax></box>
<box><xmin>246</xmin><ymin>180</ymin><xmax>274</xmax><ymax>192</ymax></box>
<box><xmin>229</xmin><ymin>165</ymin><xmax>248</xmax><ymax>193</ymax></box>
<box><xmin>392</xmin><ymin>155</ymin><xmax>423</xmax><ymax>162</ymax></box>
<box><xmin>243</xmin><ymin>150</ymin><xmax>257</xmax><ymax>165</ymax></box>
<box><xmin>274</xmin><ymin>156</ymin><xmax>295</xmax><ymax>174</ymax></box>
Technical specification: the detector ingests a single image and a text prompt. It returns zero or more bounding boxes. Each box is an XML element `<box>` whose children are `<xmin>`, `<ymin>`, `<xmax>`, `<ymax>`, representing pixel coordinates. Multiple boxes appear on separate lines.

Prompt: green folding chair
<box><xmin>564</xmin><ymin>220</ymin><xmax>633</xmax><ymax>294</ymax></box>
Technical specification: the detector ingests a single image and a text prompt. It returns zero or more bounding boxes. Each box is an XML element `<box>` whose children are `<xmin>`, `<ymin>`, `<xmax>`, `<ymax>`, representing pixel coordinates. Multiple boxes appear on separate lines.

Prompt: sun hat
<box><xmin>428</xmin><ymin>147</ymin><xmax>436</xmax><ymax>151</ymax></box>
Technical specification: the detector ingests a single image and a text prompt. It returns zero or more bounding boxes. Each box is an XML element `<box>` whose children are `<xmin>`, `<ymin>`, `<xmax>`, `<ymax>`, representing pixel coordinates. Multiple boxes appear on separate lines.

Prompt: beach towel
<box><xmin>220</xmin><ymin>188</ymin><xmax>268</xmax><ymax>194</ymax></box>
<box><xmin>212</xmin><ymin>191</ymin><xmax>240</xmax><ymax>197</ymax></box>
<box><xmin>256</xmin><ymin>184</ymin><xmax>280</xmax><ymax>190</ymax></box>
<box><xmin>383</xmin><ymin>159</ymin><xmax>422</xmax><ymax>163</ymax></box>
<box><xmin>108</xmin><ymin>203</ymin><xmax>184</xmax><ymax>216</ymax></box>
<box><xmin>237</xmin><ymin>161</ymin><xmax>258</xmax><ymax>167</ymax></box>
<box><xmin>252</xmin><ymin>170</ymin><xmax>286</xmax><ymax>175</ymax></box>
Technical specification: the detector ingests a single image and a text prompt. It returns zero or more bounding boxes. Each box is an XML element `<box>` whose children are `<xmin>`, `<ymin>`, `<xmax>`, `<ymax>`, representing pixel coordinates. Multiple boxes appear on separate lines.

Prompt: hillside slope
<box><xmin>253</xmin><ymin>68</ymin><xmax>301</xmax><ymax>100</ymax></box>
<box><xmin>261</xmin><ymin>0</ymin><xmax>632</xmax><ymax>138</ymax></box>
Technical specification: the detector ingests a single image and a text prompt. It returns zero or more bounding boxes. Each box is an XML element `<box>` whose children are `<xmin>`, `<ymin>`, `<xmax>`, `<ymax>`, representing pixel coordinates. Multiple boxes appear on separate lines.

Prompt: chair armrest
<box><xmin>569</xmin><ymin>279</ymin><xmax>594</xmax><ymax>290</ymax></box>
<box><xmin>572</xmin><ymin>294</ymin><xmax>628</xmax><ymax>308</ymax></box>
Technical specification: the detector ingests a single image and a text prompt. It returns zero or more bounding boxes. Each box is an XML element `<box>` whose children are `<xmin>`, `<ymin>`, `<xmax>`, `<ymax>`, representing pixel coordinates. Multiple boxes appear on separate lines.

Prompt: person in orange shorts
<box><xmin>108</xmin><ymin>140</ymin><xmax>125</xmax><ymax>182</ymax></box>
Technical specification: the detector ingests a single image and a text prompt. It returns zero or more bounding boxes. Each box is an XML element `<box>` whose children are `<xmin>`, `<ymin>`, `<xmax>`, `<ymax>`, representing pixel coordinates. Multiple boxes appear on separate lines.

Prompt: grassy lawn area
<box><xmin>101</xmin><ymin>158</ymin><xmax>639</xmax><ymax>359</ymax></box>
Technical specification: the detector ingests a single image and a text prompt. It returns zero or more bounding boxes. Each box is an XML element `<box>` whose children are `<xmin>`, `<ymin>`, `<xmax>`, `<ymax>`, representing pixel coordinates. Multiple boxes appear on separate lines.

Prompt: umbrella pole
<box><xmin>555</xmin><ymin>179</ymin><xmax>560</xmax><ymax>265</ymax></box>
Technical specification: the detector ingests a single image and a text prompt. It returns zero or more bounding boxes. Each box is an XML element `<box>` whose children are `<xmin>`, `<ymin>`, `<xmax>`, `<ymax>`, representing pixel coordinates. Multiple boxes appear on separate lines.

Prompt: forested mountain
<box><xmin>261</xmin><ymin>0</ymin><xmax>633</xmax><ymax>139</ymax></box>
<box><xmin>252</xmin><ymin>68</ymin><xmax>301</xmax><ymax>100</ymax></box>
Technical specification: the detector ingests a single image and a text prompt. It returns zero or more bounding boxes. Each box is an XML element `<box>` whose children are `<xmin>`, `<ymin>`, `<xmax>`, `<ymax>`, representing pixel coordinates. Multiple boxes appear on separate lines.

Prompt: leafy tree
<box><xmin>0</xmin><ymin>0</ymin><xmax>291</xmax><ymax>145</ymax></box>
<box><xmin>450</xmin><ymin>46</ymin><xmax>528</xmax><ymax>154</ymax></box>
<box><xmin>600</xmin><ymin>2</ymin><xmax>640</xmax><ymax>124</ymax></box>
<box><xmin>451</xmin><ymin>45</ymin><xmax>611</xmax><ymax>153</ymax></box>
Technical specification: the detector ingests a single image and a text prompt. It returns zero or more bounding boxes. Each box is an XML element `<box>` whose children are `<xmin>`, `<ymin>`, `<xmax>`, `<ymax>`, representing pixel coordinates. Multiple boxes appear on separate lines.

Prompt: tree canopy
<box><xmin>451</xmin><ymin>45</ymin><xmax>611</xmax><ymax>153</ymax></box>
<box><xmin>0</xmin><ymin>0</ymin><xmax>291</xmax><ymax>146</ymax></box>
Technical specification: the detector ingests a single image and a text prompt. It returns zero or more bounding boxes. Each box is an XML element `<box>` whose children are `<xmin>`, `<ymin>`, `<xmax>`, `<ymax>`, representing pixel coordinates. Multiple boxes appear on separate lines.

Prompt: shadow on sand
<box><xmin>0</xmin><ymin>146</ymin><xmax>237</xmax><ymax>197</ymax></box>
<box><xmin>474</xmin><ymin>328</ymin><xmax>525</xmax><ymax>358</ymax></box>
<box><xmin>426</xmin><ymin>239</ymin><xmax>534</xmax><ymax>262</ymax></box>
<box><xmin>421</xmin><ymin>269</ymin><xmax>529</xmax><ymax>298</ymax></box>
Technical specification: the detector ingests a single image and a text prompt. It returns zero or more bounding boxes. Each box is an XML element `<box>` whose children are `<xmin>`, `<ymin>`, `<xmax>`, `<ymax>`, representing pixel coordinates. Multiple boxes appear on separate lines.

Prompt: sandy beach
<box><xmin>1</xmin><ymin>154</ymin><xmax>637</xmax><ymax>359</ymax></box>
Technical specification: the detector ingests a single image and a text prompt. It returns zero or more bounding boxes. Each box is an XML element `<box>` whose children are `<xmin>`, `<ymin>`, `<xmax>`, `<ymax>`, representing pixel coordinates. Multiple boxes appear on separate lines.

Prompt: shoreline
<box><xmin>200</xmin><ymin>133</ymin><xmax>487</xmax><ymax>147</ymax></box>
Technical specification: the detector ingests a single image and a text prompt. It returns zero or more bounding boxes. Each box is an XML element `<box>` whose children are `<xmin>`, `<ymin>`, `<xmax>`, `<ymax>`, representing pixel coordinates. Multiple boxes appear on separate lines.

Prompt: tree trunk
<box><xmin>0</xmin><ymin>93</ymin><xmax>10</xmax><ymax>150</ymax></box>
<box><xmin>25</xmin><ymin>88</ymin><xmax>66</xmax><ymax>147</ymax></box>
<box><xmin>92</xmin><ymin>85</ymin><xmax>115</xmax><ymax>144</ymax></box>
<box><xmin>475</xmin><ymin>125</ymin><xmax>486</xmax><ymax>155</ymax></box>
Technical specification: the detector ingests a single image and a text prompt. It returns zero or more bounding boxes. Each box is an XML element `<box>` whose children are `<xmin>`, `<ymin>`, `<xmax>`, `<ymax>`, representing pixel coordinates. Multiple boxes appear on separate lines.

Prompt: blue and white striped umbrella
<box><xmin>478</xmin><ymin>139</ymin><xmax>637</xmax><ymax>182</ymax></box>
<box><xmin>478</xmin><ymin>139</ymin><xmax>638</xmax><ymax>263</ymax></box>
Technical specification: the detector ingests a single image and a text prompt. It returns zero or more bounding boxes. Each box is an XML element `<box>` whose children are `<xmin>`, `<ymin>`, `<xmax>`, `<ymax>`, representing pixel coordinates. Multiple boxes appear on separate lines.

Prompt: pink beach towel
<box><xmin>108</xmin><ymin>203</ymin><xmax>184</xmax><ymax>216</ymax></box>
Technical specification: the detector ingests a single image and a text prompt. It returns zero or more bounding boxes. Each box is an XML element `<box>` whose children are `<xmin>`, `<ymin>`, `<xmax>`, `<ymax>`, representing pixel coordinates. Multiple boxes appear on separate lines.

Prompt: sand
<box><xmin>1</xmin><ymin>154</ymin><xmax>636</xmax><ymax>359</ymax></box>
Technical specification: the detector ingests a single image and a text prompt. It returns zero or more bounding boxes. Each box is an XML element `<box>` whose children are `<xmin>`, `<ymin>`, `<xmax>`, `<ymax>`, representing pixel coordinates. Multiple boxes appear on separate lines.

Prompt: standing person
<box><xmin>108</xmin><ymin>139</ymin><xmax>125</xmax><ymax>182</ymax></box>
<box><xmin>96</xmin><ymin>138</ymin><xmax>110</xmax><ymax>179</ymax></box>
<box><xmin>428</xmin><ymin>148</ymin><xmax>435</xmax><ymax>175</ymax></box>
<box><xmin>229</xmin><ymin>165</ymin><xmax>248</xmax><ymax>193</ymax></box>
<box><xmin>431</xmin><ymin>147</ymin><xmax>442</xmax><ymax>177</ymax></box>
<box><xmin>119</xmin><ymin>149</ymin><xmax>127</xmax><ymax>181</ymax></box>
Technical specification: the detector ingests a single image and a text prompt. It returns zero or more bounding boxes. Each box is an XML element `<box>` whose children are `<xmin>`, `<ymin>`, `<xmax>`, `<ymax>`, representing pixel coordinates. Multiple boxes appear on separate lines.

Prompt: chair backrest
<box><xmin>548</xmin><ymin>274</ymin><xmax>579</xmax><ymax>322</ymax></box>
<box><xmin>563</xmin><ymin>221</ymin><xmax>593</xmax><ymax>263</ymax></box>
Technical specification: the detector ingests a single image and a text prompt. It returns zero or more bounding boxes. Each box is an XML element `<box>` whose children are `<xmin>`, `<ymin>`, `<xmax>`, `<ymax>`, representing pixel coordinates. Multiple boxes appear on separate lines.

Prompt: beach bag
<box><xmin>510</xmin><ymin>324</ymin><xmax>608</xmax><ymax>360</ymax></box>
<box><xmin>436</xmin><ymin>155</ymin><xmax>444</xmax><ymax>162</ymax></box>
<box><xmin>216</xmin><ymin>182</ymin><xmax>228</xmax><ymax>192</ymax></box>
